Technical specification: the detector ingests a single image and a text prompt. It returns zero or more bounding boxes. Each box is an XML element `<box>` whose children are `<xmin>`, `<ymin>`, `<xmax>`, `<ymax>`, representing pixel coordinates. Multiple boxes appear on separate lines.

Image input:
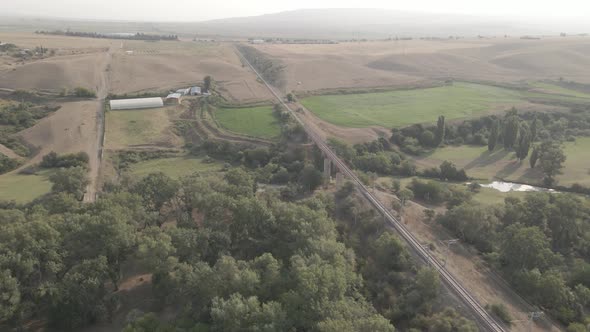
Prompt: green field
<box><xmin>215</xmin><ymin>106</ymin><xmax>281</xmax><ymax>139</ymax></box>
<box><xmin>561</xmin><ymin>137</ymin><xmax>590</xmax><ymax>186</ymax></box>
<box><xmin>105</xmin><ymin>107</ymin><xmax>180</xmax><ymax>149</ymax></box>
<box><xmin>129</xmin><ymin>156</ymin><xmax>222</xmax><ymax>179</ymax></box>
<box><xmin>530</xmin><ymin>82</ymin><xmax>590</xmax><ymax>99</ymax></box>
<box><xmin>0</xmin><ymin>170</ymin><xmax>52</xmax><ymax>203</ymax></box>
<box><xmin>415</xmin><ymin>137</ymin><xmax>590</xmax><ymax>186</ymax></box>
<box><xmin>301</xmin><ymin>83</ymin><xmax>528</xmax><ymax>128</ymax></box>
<box><xmin>379</xmin><ymin>176</ymin><xmax>529</xmax><ymax>206</ymax></box>
<box><xmin>301</xmin><ymin>82</ymin><xmax>590</xmax><ymax>128</ymax></box>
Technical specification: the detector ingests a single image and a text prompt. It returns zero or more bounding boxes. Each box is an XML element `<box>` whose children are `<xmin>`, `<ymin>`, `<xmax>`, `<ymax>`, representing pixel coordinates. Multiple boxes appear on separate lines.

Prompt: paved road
<box><xmin>234</xmin><ymin>45</ymin><xmax>506</xmax><ymax>332</ymax></box>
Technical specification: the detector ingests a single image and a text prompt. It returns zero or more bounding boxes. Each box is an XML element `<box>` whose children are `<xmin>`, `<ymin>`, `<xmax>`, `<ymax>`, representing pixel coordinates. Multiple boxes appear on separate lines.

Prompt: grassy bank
<box><xmin>0</xmin><ymin>170</ymin><xmax>52</xmax><ymax>203</ymax></box>
<box><xmin>128</xmin><ymin>155</ymin><xmax>221</xmax><ymax>179</ymax></box>
<box><xmin>414</xmin><ymin>137</ymin><xmax>590</xmax><ymax>186</ymax></box>
<box><xmin>215</xmin><ymin>106</ymin><xmax>280</xmax><ymax>139</ymax></box>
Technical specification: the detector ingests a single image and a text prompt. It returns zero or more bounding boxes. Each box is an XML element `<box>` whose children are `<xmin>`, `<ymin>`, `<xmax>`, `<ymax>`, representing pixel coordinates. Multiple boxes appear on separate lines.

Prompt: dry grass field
<box><xmin>0</xmin><ymin>32</ymin><xmax>114</xmax><ymax>92</ymax></box>
<box><xmin>18</xmin><ymin>101</ymin><xmax>100</xmax><ymax>165</ymax></box>
<box><xmin>105</xmin><ymin>106</ymin><xmax>184</xmax><ymax>150</ymax></box>
<box><xmin>253</xmin><ymin>37</ymin><xmax>590</xmax><ymax>93</ymax></box>
<box><xmin>109</xmin><ymin>41</ymin><xmax>272</xmax><ymax>103</ymax></box>
<box><xmin>0</xmin><ymin>32</ymin><xmax>272</xmax><ymax>103</ymax></box>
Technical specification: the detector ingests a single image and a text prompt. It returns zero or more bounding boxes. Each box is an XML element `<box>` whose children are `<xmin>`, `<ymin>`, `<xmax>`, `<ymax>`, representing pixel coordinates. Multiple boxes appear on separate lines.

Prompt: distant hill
<box><xmin>186</xmin><ymin>9</ymin><xmax>589</xmax><ymax>39</ymax></box>
<box><xmin>2</xmin><ymin>9</ymin><xmax>589</xmax><ymax>39</ymax></box>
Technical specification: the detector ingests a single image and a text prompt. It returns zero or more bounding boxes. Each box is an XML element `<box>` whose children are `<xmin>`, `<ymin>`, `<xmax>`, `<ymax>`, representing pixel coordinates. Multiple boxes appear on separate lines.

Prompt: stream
<box><xmin>476</xmin><ymin>181</ymin><xmax>557</xmax><ymax>193</ymax></box>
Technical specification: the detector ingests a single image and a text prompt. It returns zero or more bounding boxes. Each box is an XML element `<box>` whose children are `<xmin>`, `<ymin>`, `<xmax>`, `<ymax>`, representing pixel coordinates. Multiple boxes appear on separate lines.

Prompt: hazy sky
<box><xmin>3</xmin><ymin>0</ymin><xmax>590</xmax><ymax>22</ymax></box>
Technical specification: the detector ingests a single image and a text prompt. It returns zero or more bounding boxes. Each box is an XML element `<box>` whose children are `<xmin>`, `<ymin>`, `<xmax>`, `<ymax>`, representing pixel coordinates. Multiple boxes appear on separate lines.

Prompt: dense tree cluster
<box><xmin>0</xmin><ymin>171</ymin><xmax>358</xmax><ymax>330</ymax></box>
<box><xmin>391</xmin><ymin>107</ymin><xmax>590</xmax><ymax>155</ymax></box>
<box><xmin>40</xmin><ymin>151</ymin><xmax>89</xmax><ymax>169</ymax></box>
<box><xmin>328</xmin><ymin>138</ymin><xmax>469</xmax><ymax>183</ymax></box>
<box><xmin>0</xmin><ymin>154</ymin><xmax>21</xmax><ymax>175</ymax></box>
<box><xmin>333</xmin><ymin>182</ymin><xmax>477</xmax><ymax>330</ymax></box>
<box><xmin>532</xmin><ymin>141</ymin><xmax>567</xmax><ymax>186</ymax></box>
<box><xmin>236</xmin><ymin>45</ymin><xmax>286</xmax><ymax>89</ymax></box>
<box><xmin>0</xmin><ymin>157</ymin><xmax>480</xmax><ymax>331</ymax></box>
<box><xmin>437</xmin><ymin>193</ymin><xmax>590</xmax><ymax>326</ymax></box>
<box><xmin>0</xmin><ymin>102</ymin><xmax>58</xmax><ymax>130</ymax></box>
<box><xmin>35</xmin><ymin>30</ymin><xmax>179</xmax><ymax>41</ymax></box>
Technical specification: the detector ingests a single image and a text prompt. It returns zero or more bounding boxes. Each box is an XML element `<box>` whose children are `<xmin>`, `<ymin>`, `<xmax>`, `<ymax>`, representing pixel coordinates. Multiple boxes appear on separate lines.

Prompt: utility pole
<box><xmin>441</xmin><ymin>239</ymin><xmax>459</xmax><ymax>267</ymax></box>
<box><xmin>527</xmin><ymin>311</ymin><xmax>543</xmax><ymax>332</ymax></box>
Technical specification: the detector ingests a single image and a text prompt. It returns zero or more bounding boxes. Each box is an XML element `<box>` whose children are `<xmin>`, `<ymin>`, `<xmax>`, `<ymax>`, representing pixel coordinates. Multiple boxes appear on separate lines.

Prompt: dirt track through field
<box><xmin>0</xmin><ymin>143</ymin><xmax>21</xmax><ymax>159</ymax></box>
<box><xmin>7</xmin><ymin>39</ymin><xmax>115</xmax><ymax>203</ymax></box>
<box><xmin>83</xmin><ymin>44</ymin><xmax>114</xmax><ymax>202</ymax></box>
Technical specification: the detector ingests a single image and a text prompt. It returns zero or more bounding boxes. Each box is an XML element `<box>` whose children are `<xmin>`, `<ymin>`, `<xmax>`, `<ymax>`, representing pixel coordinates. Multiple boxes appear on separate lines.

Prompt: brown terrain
<box><xmin>108</xmin><ymin>40</ymin><xmax>272</xmax><ymax>103</ymax></box>
<box><xmin>253</xmin><ymin>37</ymin><xmax>590</xmax><ymax>94</ymax></box>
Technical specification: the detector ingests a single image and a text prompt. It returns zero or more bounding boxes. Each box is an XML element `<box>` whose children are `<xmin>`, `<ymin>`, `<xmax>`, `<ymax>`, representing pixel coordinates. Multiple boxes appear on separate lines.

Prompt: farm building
<box><xmin>251</xmin><ymin>39</ymin><xmax>265</xmax><ymax>44</ymax></box>
<box><xmin>176</xmin><ymin>88</ymin><xmax>190</xmax><ymax>95</ymax></box>
<box><xmin>109</xmin><ymin>97</ymin><xmax>163</xmax><ymax>110</ymax></box>
<box><xmin>190</xmin><ymin>86</ymin><xmax>201</xmax><ymax>95</ymax></box>
<box><xmin>166</xmin><ymin>93</ymin><xmax>182</xmax><ymax>104</ymax></box>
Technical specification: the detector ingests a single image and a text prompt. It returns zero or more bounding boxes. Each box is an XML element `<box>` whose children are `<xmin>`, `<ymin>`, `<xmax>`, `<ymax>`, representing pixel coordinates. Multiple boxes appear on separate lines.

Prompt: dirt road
<box><xmin>83</xmin><ymin>43</ymin><xmax>114</xmax><ymax>202</ymax></box>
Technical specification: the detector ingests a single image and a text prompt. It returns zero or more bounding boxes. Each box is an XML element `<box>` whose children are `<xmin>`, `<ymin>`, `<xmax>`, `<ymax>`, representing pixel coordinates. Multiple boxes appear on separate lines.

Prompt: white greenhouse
<box><xmin>109</xmin><ymin>97</ymin><xmax>164</xmax><ymax>110</ymax></box>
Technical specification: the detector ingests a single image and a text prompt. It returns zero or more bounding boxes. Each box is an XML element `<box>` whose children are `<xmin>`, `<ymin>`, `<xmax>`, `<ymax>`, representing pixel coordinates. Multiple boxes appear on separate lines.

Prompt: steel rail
<box><xmin>234</xmin><ymin>45</ymin><xmax>505</xmax><ymax>332</ymax></box>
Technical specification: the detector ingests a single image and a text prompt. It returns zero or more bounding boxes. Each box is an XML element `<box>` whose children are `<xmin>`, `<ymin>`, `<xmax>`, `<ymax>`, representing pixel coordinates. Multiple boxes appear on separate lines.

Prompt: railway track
<box><xmin>234</xmin><ymin>45</ymin><xmax>505</xmax><ymax>332</ymax></box>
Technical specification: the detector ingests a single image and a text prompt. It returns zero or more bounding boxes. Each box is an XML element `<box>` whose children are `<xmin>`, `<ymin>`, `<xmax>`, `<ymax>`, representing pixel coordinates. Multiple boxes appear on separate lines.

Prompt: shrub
<box><xmin>40</xmin><ymin>151</ymin><xmax>89</xmax><ymax>169</ymax></box>
<box><xmin>439</xmin><ymin>161</ymin><xmax>468</xmax><ymax>181</ymax></box>
<box><xmin>0</xmin><ymin>155</ymin><xmax>22</xmax><ymax>174</ymax></box>
<box><xmin>73</xmin><ymin>87</ymin><xmax>96</xmax><ymax>98</ymax></box>
<box><xmin>488</xmin><ymin>303</ymin><xmax>512</xmax><ymax>325</ymax></box>
<box><xmin>396</xmin><ymin>160</ymin><xmax>417</xmax><ymax>176</ymax></box>
<box><xmin>408</xmin><ymin>179</ymin><xmax>447</xmax><ymax>204</ymax></box>
<box><xmin>354</xmin><ymin>153</ymin><xmax>393</xmax><ymax>174</ymax></box>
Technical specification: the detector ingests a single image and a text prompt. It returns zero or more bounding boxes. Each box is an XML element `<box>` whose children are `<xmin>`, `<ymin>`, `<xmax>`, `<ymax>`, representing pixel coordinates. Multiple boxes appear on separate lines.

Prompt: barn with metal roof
<box><xmin>109</xmin><ymin>97</ymin><xmax>164</xmax><ymax>110</ymax></box>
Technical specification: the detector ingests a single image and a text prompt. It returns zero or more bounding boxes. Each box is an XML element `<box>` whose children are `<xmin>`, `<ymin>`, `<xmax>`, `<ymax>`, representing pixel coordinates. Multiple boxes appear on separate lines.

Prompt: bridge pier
<box><xmin>323</xmin><ymin>158</ymin><xmax>332</xmax><ymax>181</ymax></box>
<box><xmin>335</xmin><ymin>172</ymin><xmax>344</xmax><ymax>187</ymax></box>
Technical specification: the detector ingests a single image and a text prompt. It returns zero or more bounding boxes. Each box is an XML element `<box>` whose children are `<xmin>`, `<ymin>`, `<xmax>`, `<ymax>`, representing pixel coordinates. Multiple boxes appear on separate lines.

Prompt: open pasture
<box><xmin>128</xmin><ymin>155</ymin><xmax>221</xmax><ymax>179</ymax></box>
<box><xmin>301</xmin><ymin>82</ymin><xmax>531</xmax><ymax>128</ymax></box>
<box><xmin>0</xmin><ymin>170</ymin><xmax>53</xmax><ymax>203</ymax></box>
<box><xmin>215</xmin><ymin>105</ymin><xmax>280</xmax><ymax>139</ymax></box>
<box><xmin>529</xmin><ymin>81</ymin><xmax>590</xmax><ymax>99</ymax></box>
<box><xmin>414</xmin><ymin>137</ymin><xmax>590</xmax><ymax>186</ymax></box>
<box><xmin>105</xmin><ymin>107</ymin><xmax>183</xmax><ymax>149</ymax></box>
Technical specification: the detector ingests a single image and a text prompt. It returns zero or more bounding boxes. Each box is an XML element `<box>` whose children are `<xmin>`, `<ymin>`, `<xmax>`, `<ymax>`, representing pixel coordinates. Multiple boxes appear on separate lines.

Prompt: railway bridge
<box><xmin>235</xmin><ymin>45</ymin><xmax>506</xmax><ymax>332</ymax></box>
